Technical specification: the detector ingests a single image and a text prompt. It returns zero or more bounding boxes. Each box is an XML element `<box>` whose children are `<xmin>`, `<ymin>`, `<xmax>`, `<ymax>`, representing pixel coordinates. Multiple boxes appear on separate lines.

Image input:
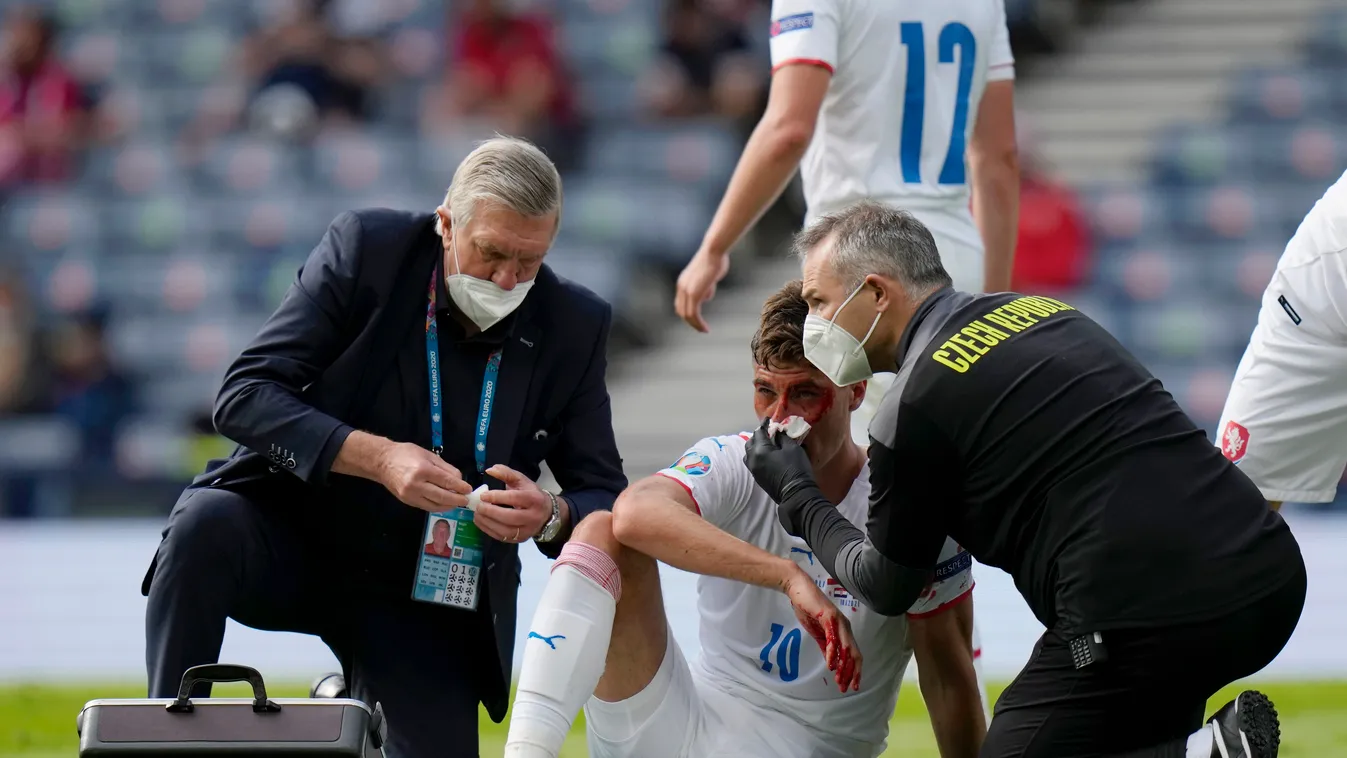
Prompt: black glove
<box><xmin>744</xmin><ymin>418</ymin><xmax>822</xmax><ymax>535</ymax></box>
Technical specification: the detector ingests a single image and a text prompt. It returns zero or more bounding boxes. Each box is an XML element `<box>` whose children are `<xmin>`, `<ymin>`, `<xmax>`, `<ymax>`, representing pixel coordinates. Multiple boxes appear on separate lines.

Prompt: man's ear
<box><xmin>850</xmin><ymin>380</ymin><xmax>867</xmax><ymax>411</ymax></box>
<box><xmin>867</xmin><ymin>274</ymin><xmax>892</xmax><ymax>314</ymax></box>
<box><xmin>435</xmin><ymin>206</ymin><xmax>453</xmax><ymax>234</ymax></box>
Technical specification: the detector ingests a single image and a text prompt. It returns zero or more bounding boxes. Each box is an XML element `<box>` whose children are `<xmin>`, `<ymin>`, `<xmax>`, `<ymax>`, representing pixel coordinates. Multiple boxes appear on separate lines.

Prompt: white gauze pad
<box><xmin>769</xmin><ymin>415</ymin><xmax>812</xmax><ymax>440</ymax></box>
<box><xmin>465</xmin><ymin>484</ymin><xmax>488</xmax><ymax>511</ymax></box>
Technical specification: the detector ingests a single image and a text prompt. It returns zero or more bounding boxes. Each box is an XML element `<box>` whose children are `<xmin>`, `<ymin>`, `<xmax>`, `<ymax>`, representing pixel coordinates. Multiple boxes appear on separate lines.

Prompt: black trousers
<box><xmin>144</xmin><ymin>487</ymin><xmax>492</xmax><ymax>758</ymax></box>
<box><xmin>983</xmin><ymin>559</ymin><xmax>1307</xmax><ymax>758</ymax></box>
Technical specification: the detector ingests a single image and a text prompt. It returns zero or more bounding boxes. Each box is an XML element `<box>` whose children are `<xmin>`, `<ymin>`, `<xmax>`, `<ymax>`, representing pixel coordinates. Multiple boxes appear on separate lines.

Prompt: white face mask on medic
<box><xmin>802</xmin><ymin>280</ymin><xmax>882</xmax><ymax>387</ymax></box>
<box><xmin>444</xmin><ymin>227</ymin><xmax>534</xmax><ymax>332</ymax></box>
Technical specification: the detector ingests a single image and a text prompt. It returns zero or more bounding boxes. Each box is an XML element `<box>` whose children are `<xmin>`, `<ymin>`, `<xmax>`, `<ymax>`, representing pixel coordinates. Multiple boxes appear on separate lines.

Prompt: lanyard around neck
<box><xmin>425</xmin><ymin>267</ymin><xmax>502</xmax><ymax>475</ymax></box>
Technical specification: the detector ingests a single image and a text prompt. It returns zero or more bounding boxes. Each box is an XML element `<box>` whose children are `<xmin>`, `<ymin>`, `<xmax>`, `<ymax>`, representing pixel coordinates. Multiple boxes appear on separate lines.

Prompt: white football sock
<box><xmin>1186</xmin><ymin>724</ymin><xmax>1214</xmax><ymax>758</ymax></box>
<box><xmin>505</xmin><ymin>542</ymin><xmax>621</xmax><ymax>758</ymax></box>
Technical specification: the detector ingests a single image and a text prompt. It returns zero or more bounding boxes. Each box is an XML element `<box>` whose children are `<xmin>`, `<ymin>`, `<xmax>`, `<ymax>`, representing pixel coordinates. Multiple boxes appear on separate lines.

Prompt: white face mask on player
<box><xmin>445</xmin><ymin>228</ymin><xmax>534</xmax><ymax>332</ymax></box>
<box><xmin>802</xmin><ymin>280</ymin><xmax>882</xmax><ymax>387</ymax></box>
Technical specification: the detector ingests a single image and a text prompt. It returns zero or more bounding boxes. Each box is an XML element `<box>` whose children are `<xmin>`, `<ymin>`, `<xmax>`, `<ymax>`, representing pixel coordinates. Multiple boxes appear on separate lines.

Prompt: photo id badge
<box><xmin>412</xmin><ymin>508</ymin><xmax>484</xmax><ymax>610</ymax></box>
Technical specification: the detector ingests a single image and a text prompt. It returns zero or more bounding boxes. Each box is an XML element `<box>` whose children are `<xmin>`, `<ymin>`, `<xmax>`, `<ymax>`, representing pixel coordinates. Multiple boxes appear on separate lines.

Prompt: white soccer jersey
<box><xmin>769</xmin><ymin>0</ymin><xmax>1015</xmax><ymax>228</ymax></box>
<box><xmin>1218</xmin><ymin>170</ymin><xmax>1347</xmax><ymax>503</ymax></box>
<box><xmin>657</xmin><ymin>433</ymin><xmax>974</xmax><ymax>754</ymax></box>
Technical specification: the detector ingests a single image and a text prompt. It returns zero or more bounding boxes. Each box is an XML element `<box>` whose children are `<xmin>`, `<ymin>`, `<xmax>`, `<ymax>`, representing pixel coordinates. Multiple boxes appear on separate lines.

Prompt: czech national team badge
<box><xmin>1221</xmin><ymin>421</ymin><xmax>1249</xmax><ymax>464</ymax></box>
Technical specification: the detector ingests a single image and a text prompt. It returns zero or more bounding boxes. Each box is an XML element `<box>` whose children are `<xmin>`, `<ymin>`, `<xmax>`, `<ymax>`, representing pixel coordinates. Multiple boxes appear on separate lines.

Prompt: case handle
<box><xmin>166</xmin><ymin>664</ymin><xmax>282</xmax><ymax>714</ymax></box>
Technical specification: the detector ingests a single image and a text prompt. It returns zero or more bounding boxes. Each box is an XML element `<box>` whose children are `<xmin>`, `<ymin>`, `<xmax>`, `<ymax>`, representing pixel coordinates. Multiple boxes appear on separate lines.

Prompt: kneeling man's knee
<box><xmin>159</xmin><ymin>491</ymin><xmax>257</xmax><ymax>570</ymax></box>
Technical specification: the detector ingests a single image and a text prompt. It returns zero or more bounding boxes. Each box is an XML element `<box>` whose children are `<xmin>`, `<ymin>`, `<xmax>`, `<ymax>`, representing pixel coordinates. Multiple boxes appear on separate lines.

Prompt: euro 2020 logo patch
<box><xmin>1221</xmin><ymin>420</ymin><xmax>1249</xmax><ymax>464</ymax></box>
<box><xmin>673</xmin><ymin>451</ymin><xmax>712</xmax><ymax>476</ymax></box>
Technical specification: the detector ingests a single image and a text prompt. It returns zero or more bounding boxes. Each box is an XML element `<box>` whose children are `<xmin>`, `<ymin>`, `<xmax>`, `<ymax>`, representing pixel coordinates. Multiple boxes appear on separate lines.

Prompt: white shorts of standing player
<box><xmin>585</xmin><ymin>628</ymin><xmax>852</xmax><ymax>758</ymax></box>
<box><xmin>1217</xmin><ymin>244</ymin><xmax>1347</xmax><ymax>504</ymax></box>
<box><xmin>848</xmin><ymin>207</ymin><xmax>992</xmax><ymax>721</ymax></box>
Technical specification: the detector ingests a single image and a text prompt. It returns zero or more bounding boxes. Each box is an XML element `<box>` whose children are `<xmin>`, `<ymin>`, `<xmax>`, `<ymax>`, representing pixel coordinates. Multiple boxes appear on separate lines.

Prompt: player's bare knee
<box><xmin>571</xmin><ymin>510</ymin><xmax>622</xmax><ymax>560</ymax></box>
<box><xmin>609</xmin><ymin>485</ymin><xmax>651</xmax><ymax>546</ymax></box>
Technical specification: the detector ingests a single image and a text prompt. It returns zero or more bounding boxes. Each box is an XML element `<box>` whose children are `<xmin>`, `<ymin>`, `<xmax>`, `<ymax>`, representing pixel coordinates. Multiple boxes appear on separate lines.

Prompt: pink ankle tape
<box><xmin>553</xmin><ymin>541</ymin><xmax>622</xmax><ymax>601</ymax></box>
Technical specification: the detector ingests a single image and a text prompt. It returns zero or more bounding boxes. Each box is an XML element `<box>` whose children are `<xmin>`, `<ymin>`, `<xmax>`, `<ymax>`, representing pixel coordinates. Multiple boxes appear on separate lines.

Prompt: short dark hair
<box><xmin>751</xmin><ymin>279</ymin><xmax>808</xmax><ymax>370</ymax></box>
<box><xmin>793</xmin><ymin>200</ymin><xmax>952</xmax><ymax>296</ymax></box>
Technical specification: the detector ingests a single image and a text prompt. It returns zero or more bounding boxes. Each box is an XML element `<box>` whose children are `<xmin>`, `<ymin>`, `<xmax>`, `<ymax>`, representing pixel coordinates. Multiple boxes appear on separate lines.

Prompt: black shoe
<box><xmin>309</xmin><ymin>673</ymin><xmax>347</xmax><ymax>699</ymax></box>
<box><xmin>1208</xmin><ymin>690</ymin><xmax>1280</xmax><ymax>758</ymax></box>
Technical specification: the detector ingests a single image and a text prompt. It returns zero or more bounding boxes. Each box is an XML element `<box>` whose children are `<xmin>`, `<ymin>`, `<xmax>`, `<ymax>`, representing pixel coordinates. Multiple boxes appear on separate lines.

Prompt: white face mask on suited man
<box><xmin>444</xmin><ymin>227</ymin><xmax>535</xmax><ymax>332</ymax></box>
<box><xmin>802</xmin><ymin>279</ymin><xmax>882</xmax><ymax>387</ymax></box>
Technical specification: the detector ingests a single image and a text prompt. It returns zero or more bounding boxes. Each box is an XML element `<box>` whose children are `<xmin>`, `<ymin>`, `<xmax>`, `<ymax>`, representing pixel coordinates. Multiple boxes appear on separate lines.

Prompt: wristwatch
<box><xmin>535</xmin><ymin>491</ymin><xmax>564</xmax><ymax>543</ymax></box>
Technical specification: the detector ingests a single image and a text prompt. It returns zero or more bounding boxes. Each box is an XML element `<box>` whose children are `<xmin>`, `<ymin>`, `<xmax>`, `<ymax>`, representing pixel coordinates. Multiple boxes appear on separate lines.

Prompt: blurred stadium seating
<box><xmin>1</xmin><ymin>0</ymin><xmax>1345</xmax><ymax>519</ymax></box>
<box><xmin>0</xmin><ymin>0</ymin><xmax>761</xmax><ymax>516</ymax></box>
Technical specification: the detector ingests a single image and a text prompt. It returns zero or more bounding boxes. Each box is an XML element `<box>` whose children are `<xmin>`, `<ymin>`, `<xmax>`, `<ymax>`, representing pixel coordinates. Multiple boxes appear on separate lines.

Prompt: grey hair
<box><xmin>434</xmin><ymin>135</ymin><xmax>563</xmax><ymax>235</ymax></box>
<box><xmin>793</xmin><ymin>200</ymin><xmax>952</xmax><ymax>297</ymax></box>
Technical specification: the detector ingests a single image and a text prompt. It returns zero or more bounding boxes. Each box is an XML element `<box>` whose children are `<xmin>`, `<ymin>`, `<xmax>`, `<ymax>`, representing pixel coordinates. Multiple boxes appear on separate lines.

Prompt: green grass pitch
<box><xmin>5</xmin><ymin>680</ymin><xmax>1346</xmax><ymax>756</ymax></box>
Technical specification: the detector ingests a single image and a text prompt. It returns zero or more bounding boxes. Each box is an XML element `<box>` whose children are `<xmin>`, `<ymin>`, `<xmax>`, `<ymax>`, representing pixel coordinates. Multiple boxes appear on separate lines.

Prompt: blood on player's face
<box><xmin>752</xmin><ymin>362</ymin><xmax>860</xmax><ymax>465</ymax></box>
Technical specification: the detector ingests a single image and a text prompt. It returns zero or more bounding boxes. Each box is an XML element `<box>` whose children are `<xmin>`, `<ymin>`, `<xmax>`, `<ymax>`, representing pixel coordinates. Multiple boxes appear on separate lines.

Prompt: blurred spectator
<box><xmin>46</xmin><ymin>307</ymin><xmax>135</xmax><ymax>466</ymax></box>
<box><xmin>179</xmin><ymin>0</ymin><xmax>387</xmax><ymax>147</ymax></box>
<box><xmin>641</xmin><ymin>0</ymin><xmax>764</xmax><ymax>124</ymax></box>
<box><xmin>0</xmin><ymin>6</ymin><xmax>90</xmax><ymax>188</ymax></box>
<box><xmin>0</xmin><ymin>267</ymin><xmax>48</xmax><ymax>416</ymax></box>
<box><xmin>422</xmin><ymin>0</ymin><xmax>580</xmax><ymax>168</ymax></box>
<box><xmin>240</xmin><ymin>0</ymin><xmax>386</xmax><ymax>139</ymax></box>
<box><xmin>1009</xmin><ymin>134</ymin><xmax>1091</xmax><ymax>293</ymax></box>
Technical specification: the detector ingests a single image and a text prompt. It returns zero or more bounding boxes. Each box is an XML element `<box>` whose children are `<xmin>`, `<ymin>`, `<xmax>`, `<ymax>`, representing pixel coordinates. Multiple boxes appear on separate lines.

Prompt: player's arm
<box><xmin>676</xmin><ymin>1</ymin><xmax>839</xmax><ymax>332</ymax></box>
<box><xmin>611</xmin><ymin>474</ymin><xmax>806</xmax><ymax>591</ymax></box>
<box><xmin>969</xmin><ymin>2</ymin><xmax>1019</xmax><ymax>293</ymax></box>
<box><xmin>696</xmin><ymin>64</ymin><xmax>829</xmax><ymax>264</ymax></box>
<box><xmin>969</xmin><ymin>79</ymin><xmax>1019</xmax><ymax>293</ymax></box>
<box><xmin>909</xmin><ymin>594</ymin><xmax>984</xmax><ymax>758</ymax></box>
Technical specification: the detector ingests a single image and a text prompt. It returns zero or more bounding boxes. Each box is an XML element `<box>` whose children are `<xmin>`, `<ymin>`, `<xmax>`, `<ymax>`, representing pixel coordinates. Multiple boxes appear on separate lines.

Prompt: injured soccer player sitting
<box><xmin>505</xmin><ymin>281</ymin><xmax>987</xmax><ymax>758</ymax></box>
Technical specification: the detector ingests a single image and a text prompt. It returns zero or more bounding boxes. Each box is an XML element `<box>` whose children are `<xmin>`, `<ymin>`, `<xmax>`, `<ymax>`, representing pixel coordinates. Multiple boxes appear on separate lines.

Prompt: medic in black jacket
<box><xmin>745</xmin><ymin>200</ymin><xmax>1305</xmax><ymax>758</ymax></box>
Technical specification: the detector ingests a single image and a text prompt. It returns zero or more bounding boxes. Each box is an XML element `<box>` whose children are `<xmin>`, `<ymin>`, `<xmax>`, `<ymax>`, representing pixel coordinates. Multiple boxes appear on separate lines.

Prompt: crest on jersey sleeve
<box><xmin>672</xmin><ymin>450</ymin><xmax>712</xmax><ymax>476</ymax></box>
<box><xmin>1221</xmin><ymin>421</ymin><xmax>1250</xmax><ymax>464</ymax></box>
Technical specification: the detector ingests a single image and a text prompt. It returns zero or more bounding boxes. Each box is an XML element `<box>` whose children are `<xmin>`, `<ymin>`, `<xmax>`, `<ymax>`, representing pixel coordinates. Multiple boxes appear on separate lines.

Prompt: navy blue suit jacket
<box><xmin>183</xmin><ymin>209</ymin><xmax>625</xmax><ymax>719</ymax></box>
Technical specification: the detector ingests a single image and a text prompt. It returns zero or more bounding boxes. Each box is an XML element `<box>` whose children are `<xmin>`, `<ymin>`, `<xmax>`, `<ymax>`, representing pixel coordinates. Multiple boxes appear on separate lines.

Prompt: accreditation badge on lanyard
<box><xmin>411</xmin><ymin>268</ymin><xmax>499</xmax><ymax>611</ymax></box>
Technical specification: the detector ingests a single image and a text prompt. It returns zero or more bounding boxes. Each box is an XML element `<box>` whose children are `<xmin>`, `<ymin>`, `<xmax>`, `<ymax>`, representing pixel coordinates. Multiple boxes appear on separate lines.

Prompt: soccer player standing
<box><xmin>1217</xmin><ymin>170</ymin><xmax>1347</xmax><ymax>510</ymax></box>
<box><xmin>675</xmin><ymin>0</ymin><xmax>1019</xmax><ymax>328</ymax></box>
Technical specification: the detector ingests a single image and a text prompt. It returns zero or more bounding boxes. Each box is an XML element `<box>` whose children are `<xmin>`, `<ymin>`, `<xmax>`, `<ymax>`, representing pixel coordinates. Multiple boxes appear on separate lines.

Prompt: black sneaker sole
<box><xmin>1237</xmin><ymin>690</ymin><xmax>1281</xmax><ymax>758</ymax></box>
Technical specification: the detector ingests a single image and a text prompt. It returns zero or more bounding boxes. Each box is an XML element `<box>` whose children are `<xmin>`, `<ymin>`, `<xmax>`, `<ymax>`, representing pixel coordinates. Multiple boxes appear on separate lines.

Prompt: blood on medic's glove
<box><xmin>744</xmin><ymin>417</ymin><xmax>819</xmax><ymax>510</ymax></box>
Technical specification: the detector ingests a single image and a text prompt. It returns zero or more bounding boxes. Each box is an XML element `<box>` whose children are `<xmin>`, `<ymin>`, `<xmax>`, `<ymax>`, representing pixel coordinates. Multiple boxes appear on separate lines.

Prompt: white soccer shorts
<box><xmin>583</xmin><ymin>628</ymin><xmax>827</xmax><ymax>758</ymax></box>
<box><xmin>1217</xmin><ymin>255</ymin><xmax>1347</xmax><ymax>504</ymax></box>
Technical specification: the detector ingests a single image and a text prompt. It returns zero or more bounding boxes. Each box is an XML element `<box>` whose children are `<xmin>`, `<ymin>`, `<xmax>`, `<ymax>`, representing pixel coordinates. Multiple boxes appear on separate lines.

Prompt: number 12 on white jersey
<box><xmin>899</xmin><ymin>21</ymin><xmax>977</xmax><ymax>186</ymax></box>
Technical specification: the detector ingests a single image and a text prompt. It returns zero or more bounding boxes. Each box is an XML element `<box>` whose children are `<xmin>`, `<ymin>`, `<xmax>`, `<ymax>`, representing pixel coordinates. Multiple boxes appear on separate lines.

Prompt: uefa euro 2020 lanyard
<box><xmin>425</xmin><ymin>266</ymin><xmax>501</xmax><ymax>476</ymax></box>
<box><xmin>411</xmin><ymin>265</ymin><xmax>498</xmax><ymax>610</ymax></box>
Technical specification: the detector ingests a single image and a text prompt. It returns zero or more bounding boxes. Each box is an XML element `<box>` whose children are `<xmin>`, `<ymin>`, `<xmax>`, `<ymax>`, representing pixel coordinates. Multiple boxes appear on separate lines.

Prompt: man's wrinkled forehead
<box><xmin>800</xmin><ymin>238</ymin><xmax>843</xmax><ymax>307</ymax></box>
<box><xmin>753</xmin><ymin>362</ymin><xmax>829</xmax><ymax>389</ymax></box>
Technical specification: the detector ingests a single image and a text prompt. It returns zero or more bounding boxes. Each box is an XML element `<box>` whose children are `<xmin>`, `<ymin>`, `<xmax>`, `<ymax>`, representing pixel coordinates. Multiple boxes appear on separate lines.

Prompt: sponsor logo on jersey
<box><xmin>672</xmin><ymin>451</ymin><xmax>712</xmax><ymax>476</ymax></box>
<box><xmin>1221</xmin><ymin>420</ymin><xmax>1249</xmax><ymax>464</ymax></box>
<box><xmin>933</xmin><ymin>550</ymin><xmax>972</xmax><ymax>582</ymax></box>
<box><xmin>770</xmin><ymin>12</ymin><xmax>814</xmax><ymax>37</ymax></box>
